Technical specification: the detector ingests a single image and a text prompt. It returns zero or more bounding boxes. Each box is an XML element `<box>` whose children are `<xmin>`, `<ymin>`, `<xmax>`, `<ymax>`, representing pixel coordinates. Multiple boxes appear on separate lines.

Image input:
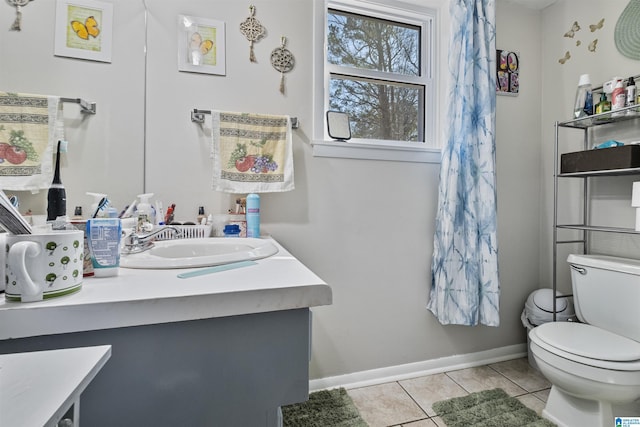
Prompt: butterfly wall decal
<box><xmin>589</xmin><ymin>18</ymin><xmax>604</xmax><ymax>32</ymax></box>
<box><xmin>564</xmin><ymin>21</ymin><xmax>580</xmax><ymax>38</ymax></box>
<box><xmin>71</xmin><ymin>16</ymin><xmax>99</xmax><ymax>40</ymax></box>
<box><xmin>558</xmin><ymin>51</ymin><xmax>571</xmax><ymax>64</ymax></box>
<box><xmin>588</xmin><ymin>39</ymin><xmax>598</xmax><ymax>52</ymax></box>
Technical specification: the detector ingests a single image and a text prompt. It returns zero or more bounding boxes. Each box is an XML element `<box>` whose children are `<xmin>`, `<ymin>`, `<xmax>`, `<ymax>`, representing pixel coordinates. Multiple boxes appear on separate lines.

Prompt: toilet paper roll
<box><xmin>632</xmin><ymin>182</ymin><xmax>640</xmax><ymax>207</ymax></box>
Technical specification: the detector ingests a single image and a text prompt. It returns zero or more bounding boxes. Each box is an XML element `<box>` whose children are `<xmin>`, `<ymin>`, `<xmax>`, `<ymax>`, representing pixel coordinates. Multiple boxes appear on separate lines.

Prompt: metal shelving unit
<box><xmin>552</xmin><ymin>87</ymin><xmax>640</xmax><ymax>319</ymax></box>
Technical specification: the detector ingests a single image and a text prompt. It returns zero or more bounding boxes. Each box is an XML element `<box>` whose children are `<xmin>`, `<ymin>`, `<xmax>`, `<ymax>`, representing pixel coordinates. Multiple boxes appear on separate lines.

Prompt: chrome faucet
<box><xmin>122</xmin><ymin>225</ymin><xmax>181</xmax><ymax>254</ymax></box>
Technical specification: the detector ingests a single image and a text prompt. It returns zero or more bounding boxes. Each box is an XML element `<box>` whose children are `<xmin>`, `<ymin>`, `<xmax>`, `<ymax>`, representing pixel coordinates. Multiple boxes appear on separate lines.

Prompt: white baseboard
<box><xmin>309</xmin><ymin>343</ymin><xmax>527</xmax><ymax>392</ymax></box>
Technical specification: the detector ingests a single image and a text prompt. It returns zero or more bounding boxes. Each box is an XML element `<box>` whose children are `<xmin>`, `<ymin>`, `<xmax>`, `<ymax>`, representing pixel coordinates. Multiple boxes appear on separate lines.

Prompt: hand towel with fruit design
<box><xmin>212</xmin><ymin>111</ymin><xmax>294</xmax><ymax>193</ymax></box>
<box><xmin>0</xmin><ymin>92</ymin><xmax>62</xmax><ymax>191</ymax></box>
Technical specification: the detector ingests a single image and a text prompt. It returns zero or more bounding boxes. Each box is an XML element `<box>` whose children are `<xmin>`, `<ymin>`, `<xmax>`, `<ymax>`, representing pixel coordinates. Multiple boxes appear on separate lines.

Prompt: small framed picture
<box><xmin>54</xmin><ymin>0</ymin><xmax>113</xmax><ymax>63</ymax></box>
<box><xmin>496</xmin><ymin>49</ymin><xmax>520</xmax><ymax>96</ymax></box>
<box><xmin>178</xmin><ymin>15</ymin><xmax>226</xmax><ymax>75</ymax></box>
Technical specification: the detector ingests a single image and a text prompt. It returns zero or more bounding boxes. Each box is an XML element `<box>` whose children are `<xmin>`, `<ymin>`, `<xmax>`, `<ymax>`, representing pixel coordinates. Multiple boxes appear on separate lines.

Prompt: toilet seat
<box><xmin>530</xmin><ymin>322</ymin><xmax>640</xmax><ymax>371</ymax></box>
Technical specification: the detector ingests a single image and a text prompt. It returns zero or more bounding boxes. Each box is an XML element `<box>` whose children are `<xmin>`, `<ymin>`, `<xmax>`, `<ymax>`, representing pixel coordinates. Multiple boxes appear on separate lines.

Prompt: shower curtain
<box><xmin>427</xmin><ymin>0</ymin><xmax>499</xmax><ymax>326</ymax></box>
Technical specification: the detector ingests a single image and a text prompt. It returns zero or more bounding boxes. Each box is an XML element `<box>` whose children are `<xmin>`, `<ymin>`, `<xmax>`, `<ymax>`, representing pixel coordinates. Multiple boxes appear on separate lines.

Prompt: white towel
<box><xmin>0</xmin><ymin>92</ymin><xmax>62</xmax><ymax>191</ymax></box>
<box><xmin>212</xmin><ymin>111</ymin><xmax>294</xmax><ymax>193</ymax></box>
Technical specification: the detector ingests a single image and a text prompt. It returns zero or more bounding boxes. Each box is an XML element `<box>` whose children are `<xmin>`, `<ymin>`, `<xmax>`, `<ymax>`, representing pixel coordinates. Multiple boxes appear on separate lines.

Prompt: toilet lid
<box><xmin>533</xmin><ymin>322</ymin><xmax>640</xmax><ymax>362</ymax></box>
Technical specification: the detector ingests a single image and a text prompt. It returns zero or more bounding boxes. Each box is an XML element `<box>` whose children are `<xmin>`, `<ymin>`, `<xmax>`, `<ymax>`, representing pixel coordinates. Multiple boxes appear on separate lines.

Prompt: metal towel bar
<box><xmin>60</xmin><ymin>97</ymin><xmax>96</xmax><ymax>114</ymax></box>
<box><xmin>191</xmin><ymin>108</ymin><xmax>298</xmax><ymax>129</ymax></box>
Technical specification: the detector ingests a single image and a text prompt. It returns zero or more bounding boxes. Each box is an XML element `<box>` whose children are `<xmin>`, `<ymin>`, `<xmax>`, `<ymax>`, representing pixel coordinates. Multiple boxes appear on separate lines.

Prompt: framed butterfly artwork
<box><xmin>178</xmin><ymin>15</ymin><xmax>226</xmax><ymax>76</ymax></box>
<box><xmin>54</xmin><ymin>0</ymin><xmax>113</xmax><ymax>63</ymax></box>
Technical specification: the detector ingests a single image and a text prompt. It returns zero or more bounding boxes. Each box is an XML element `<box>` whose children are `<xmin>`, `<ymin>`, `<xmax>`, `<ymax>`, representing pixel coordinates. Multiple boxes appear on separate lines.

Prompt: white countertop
<box><xmin>1</xmin><ymin>345</ymin><xmax>111</xmax><ymax>427</ymax></box>
<box><xmin>0</xmin><ymin>238</ymin><xmax>332</xmax><ymax>340</ymax></box>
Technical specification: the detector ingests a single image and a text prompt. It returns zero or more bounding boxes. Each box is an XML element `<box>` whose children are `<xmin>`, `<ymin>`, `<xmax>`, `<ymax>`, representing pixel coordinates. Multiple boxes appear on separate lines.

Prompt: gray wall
<box><xmin>539</xmin><ymin>0</ymin><xmax>640</xmax><ymax>295</ymax></box>
<box><xmin>1</xmin><ymin>0</ymin><xmax>548</xmax><ymax>381</ymax></box>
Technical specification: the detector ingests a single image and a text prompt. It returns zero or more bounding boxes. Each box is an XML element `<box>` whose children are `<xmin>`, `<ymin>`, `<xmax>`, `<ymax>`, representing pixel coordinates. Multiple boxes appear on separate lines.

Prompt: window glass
<box><xmin>327</xmin><ymin>10</ymin><xmax>421</xmax><ymax>77</ymax></box>
<box><xmin>313</xmin><ymin>0</ymin><xmax>439</xmax><ymax>162</ymax></box>
<box><xmin>329</xmin><ymin>76</ymin><xmax>423</xmax><ymax>141</ymax></box>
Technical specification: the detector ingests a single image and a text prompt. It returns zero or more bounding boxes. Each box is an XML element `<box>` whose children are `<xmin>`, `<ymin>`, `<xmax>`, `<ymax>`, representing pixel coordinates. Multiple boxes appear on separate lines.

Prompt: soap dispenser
<box><xmin>136</xmin><ymin>193</ymin><xmax>154</xmax><ymax>232</ymax></box>
<box><xmin>595</xmin><ymin>93</ymin><xmax>611</xmax><ymax>115</ymax></box>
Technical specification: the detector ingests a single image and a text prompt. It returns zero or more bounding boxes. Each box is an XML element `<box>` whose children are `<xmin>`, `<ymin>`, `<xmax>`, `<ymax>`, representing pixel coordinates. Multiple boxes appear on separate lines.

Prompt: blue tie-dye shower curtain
<box><xmin>427</xmin><ymin>0</ymin><xmax>499</xmax><ymax>326</ymax></box>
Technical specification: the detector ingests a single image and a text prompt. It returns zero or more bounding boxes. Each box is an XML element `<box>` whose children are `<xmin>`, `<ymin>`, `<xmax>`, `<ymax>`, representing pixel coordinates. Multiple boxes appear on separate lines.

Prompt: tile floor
<box><xmin>346</xmin><ymin>357</ymin><xmax>551</xmax><ymax>427</ymax></box>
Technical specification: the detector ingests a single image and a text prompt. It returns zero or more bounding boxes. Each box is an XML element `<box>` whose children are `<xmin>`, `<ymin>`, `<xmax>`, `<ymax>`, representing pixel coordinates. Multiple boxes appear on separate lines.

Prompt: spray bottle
<box><xmin>246</xmin><ymin>193</ymin><xmax>260</xmax><ymax>238</ymax></box>
<box><xmin>136</xmin><ymin>193</ymin><xmax>154</xmax><ymax>232</ymax></box>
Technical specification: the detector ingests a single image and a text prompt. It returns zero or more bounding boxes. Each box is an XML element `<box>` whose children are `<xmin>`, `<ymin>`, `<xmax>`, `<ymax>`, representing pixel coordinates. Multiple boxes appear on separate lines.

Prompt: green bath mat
<box><xmin>282</xmin><ymin>387</ymin><xmax>369</xmax><ymax>427</ymax></box>
<box><xmin>432</xmin><ymin>388</ymin><xmax>556</xmax><ymax>427</ymax></box>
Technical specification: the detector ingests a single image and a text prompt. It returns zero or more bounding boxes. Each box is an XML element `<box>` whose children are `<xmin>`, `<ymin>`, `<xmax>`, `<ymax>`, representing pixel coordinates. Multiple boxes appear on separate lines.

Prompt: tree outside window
<box><xmin>327</xmin><ymin>9</ymin><xmax>426</xmax><ymax>143</ymax></box>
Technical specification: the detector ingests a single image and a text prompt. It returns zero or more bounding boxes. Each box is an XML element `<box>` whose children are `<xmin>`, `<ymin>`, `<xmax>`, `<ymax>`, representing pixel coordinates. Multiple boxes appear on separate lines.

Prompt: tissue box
<box><xmin>560</xmin><ymin>145</ymin><xmax>640</xmax><ymax>173</ymax></box>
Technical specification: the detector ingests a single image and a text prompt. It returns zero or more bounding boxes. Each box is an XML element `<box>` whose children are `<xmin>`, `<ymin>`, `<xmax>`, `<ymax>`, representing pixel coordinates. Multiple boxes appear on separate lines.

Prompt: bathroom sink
<box><xmin>120</xmin><ymin>237</ymin><xmax>279</xmax><ymax>269</ymax></box>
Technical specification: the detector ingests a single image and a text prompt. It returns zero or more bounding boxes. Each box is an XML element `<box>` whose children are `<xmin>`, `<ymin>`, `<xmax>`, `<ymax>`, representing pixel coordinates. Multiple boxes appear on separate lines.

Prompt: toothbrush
<box><xmin>91</xmin><ymin>197</ymin><xmax>110</xmax><ymax>218</ymax></box>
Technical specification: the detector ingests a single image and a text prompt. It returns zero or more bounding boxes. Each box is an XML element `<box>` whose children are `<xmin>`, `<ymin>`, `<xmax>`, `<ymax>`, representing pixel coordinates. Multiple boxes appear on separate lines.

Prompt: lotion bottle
<box><xmin>246</xmin><ymin>193</ymin><xmax>260</xmax><ymax>238</ymax></box>
<box><xmin>612</xmin><ymin>79</ymin><xmax>626</xmax><ymax>115</ymax></box>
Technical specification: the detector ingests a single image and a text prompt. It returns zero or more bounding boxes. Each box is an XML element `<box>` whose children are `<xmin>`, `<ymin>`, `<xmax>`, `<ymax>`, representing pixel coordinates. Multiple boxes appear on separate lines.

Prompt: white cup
<box><xmin>5</xmin><ymin>230</ymin><xmax>84</xmax><ymax>302</ymax></box>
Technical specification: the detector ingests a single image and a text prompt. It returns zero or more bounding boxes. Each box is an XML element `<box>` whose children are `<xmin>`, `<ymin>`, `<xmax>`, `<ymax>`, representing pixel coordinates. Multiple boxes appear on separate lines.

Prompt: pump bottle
<box><xmin>136</xmin><ymin>193</ymin><xmax>154</xmax><ymax>232</ymax></box>
<box><xmin>595</xmin><ymin>93</ymin><xmax>611</xmax><ymax>115</ymax></box>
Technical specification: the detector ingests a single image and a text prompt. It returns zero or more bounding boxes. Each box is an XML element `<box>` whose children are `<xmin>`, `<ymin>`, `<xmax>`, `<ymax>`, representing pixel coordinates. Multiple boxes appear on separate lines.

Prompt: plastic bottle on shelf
<box><xmin>612</xmin><ymin>79</ymin><xmax>627</xmax><ymax>116</ymax></box>
<box><xmin>595</xmin><ymin>92</ymin><xmax>611</xmax><ymax>116</ymax></box>
<box><xmin>625</xmin><ymin>76</ymin><xmax>636</xmax><ymax>112</ymax></box>
<box><xmin>573</xmin><ymin>74</ymin><xmax>593</xmax><ymax>118</ymax></box>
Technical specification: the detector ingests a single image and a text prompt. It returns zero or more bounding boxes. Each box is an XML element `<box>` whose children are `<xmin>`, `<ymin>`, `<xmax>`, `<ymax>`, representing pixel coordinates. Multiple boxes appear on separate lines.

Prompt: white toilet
<box><xmin>529</xmin><ymin>254</ymin><xmax>640</xmax><ymax>427</ymax></box>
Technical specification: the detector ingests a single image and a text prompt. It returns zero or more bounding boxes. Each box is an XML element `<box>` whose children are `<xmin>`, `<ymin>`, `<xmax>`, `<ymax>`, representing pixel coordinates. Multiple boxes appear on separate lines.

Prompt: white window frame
<box><xmin>312</xmin><ymin>0</ymin><xmax>441</xmax><ymax>163</ymax></box>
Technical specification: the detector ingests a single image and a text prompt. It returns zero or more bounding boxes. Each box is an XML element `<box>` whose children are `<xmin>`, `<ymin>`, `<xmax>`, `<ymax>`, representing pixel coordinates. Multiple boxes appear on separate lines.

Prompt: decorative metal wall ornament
<box><xmin>270</xmin><ymin>36</ymin><xmax>295</xmax><ymax>94</ymax></box>
<box><xmin>7</xmin><ymin>0</ymin><xmax>34</xmax><ymax>31</ymax></box>
<box><xmin>239</xmin><ymin>5</ymin><xmax>265</xmax><ymax>63</ymax></box>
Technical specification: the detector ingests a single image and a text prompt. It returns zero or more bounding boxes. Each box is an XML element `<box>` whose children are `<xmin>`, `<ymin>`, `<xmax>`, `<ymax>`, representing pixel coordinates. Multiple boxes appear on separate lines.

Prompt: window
<box><xmin>313</xmin><ymin>0</ymin><xmax>439</xmax><ymax>162</ymax></box>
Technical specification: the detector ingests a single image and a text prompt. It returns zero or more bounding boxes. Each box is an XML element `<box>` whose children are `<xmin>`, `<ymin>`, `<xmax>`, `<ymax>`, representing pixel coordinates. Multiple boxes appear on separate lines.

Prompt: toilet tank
<box><xmin>567</xmin><ymin>254</ymin><xmax>640</xmax><ymax>342</ymax></box>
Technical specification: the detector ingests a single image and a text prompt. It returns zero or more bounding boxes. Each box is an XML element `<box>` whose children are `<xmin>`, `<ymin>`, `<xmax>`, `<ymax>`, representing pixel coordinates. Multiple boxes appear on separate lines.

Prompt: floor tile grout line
<box><xmin>443</xmin><ymin>371</ymin><xmax>472</xmax><ymax>394</ymax></box>
<box><xmin>487</xmin><ymin>363</ymin><xmax>536</xmax><ymax>397</ymax></box>
<box><xmin>489</xmin><ymin>363</ymin><xmax>554</xmax><ymax>395</ymax></box>
<box><xmin>396</xmin><ymin>380</ymin><xmax>432</xmax><ymax>421</ymax></box>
